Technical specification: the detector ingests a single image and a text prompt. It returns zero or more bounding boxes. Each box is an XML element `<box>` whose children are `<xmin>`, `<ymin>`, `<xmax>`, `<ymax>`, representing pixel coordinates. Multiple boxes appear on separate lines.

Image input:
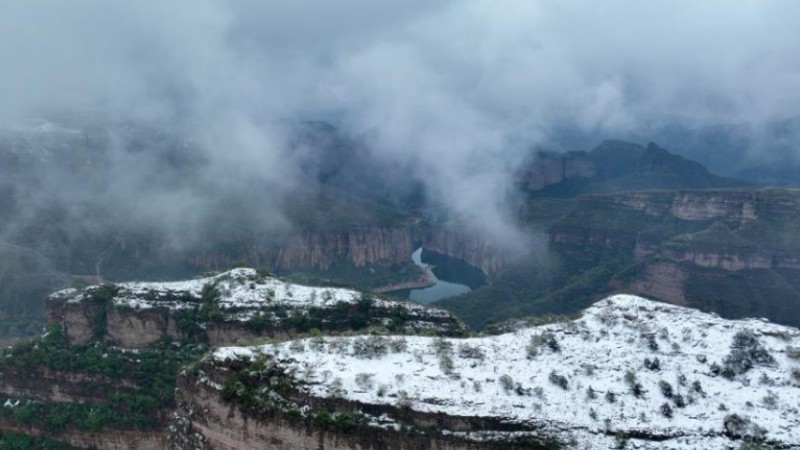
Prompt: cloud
<box><xmin>1</xmin><ymin>0</ymin><xmax>799</xmax><ymax>250</ymax></box>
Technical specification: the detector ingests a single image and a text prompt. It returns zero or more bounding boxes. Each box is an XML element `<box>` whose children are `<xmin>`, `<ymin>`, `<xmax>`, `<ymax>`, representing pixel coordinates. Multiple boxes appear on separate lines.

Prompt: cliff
<box><xmin>172</xmin><ymin>366</ymin><xmax>549</xmax><ymax>450</ymax></box>
<box><xmin>45</xmin><ymin>268</ymin><xmax>466</xmax><ymax>349</ymax></box>
<box><xmin>550</xmin><ymin>187</ymin><xmax>800</xmax><ymax>326</ymax></box>
<box><xmin>519</xmin><ymin>141</ymin><xmax>743</xmax><ymax>197</ymax></box>
<box><xmin>1</xmin><ymin>268</ymin><xmax>467</xmax><ymax>450</ymax></box>
<box><xmin>173</xmin><ymin>295</ymin><xmax>800</xmax><ymax>449</ymax></box>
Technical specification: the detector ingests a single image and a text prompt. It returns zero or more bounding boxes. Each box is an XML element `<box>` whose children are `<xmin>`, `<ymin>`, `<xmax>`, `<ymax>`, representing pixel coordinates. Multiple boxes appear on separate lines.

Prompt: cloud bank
<box><xmin>1</xmin><ymin>0</ymin><xmax>799</xmax><ymax>249</ymax></box>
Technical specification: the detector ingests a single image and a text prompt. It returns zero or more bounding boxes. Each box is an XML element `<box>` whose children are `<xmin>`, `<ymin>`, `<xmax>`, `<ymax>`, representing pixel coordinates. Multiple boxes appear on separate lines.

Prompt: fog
<box><xmin>2</xmin><ymin>0</ymin><xmax>799</xmax><ymax>252</ymax></box>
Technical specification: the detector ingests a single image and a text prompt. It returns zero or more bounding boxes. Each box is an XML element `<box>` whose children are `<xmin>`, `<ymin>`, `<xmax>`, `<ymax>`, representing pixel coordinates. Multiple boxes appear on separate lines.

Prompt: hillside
<box><xmin>0</xmin><ymin>269</ymin><xmax>464</xmax><ymax>449</ymax></box>
<box><xmin>439</xmin><ymin>187</ymin><xmax>800</xmax><ymax>329</ymax></box>
<box><xmin>177</xmin><ymin>295</ymin><xmax>800</xmax><ymax>449</ymax></box>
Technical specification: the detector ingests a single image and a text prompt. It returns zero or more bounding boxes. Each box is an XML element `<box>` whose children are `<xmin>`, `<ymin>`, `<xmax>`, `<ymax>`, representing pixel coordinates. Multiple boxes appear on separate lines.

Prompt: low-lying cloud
<box><xmin>2</xmin><ymin>0</ymin><xmax>799</xmax><ymax>251</ymax></box>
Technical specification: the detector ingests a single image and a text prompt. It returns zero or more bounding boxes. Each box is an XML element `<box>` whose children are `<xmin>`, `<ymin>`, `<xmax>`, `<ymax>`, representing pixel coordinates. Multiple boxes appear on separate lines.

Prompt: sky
<box><xmin>1</xmin><ymin>0</ymin><xmax>799</xmax><ymax>248</ymax></box>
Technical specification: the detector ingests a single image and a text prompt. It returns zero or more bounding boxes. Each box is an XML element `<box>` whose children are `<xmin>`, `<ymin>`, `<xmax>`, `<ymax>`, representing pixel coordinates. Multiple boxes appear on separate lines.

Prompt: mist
<box><xmin>2</xmin><ymin>0</ymin><xmax>800</xmax><ymax>254</ymax></box>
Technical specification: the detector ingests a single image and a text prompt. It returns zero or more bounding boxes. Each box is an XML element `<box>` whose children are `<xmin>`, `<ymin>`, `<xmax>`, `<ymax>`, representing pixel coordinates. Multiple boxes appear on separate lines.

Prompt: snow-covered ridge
<box><xmin>213</xmin><ymin>295</ymin><xmax>800</xmax><ymax>449</ymax></box>
<box><xmin>50</xmin><ymin>268</ymin><xmax>453</xmax><ymax>320</ymax></box>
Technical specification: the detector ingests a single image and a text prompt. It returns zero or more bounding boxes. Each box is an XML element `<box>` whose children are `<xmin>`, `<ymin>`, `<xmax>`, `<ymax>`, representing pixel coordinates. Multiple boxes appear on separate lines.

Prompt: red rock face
<box><xmin>183</xmin><ymin>226</ymin><xmax>506</xmax><ymax>276</ymax></box>
<box><xmin>273</xmin><ymin>227</ymin><xmax>415</xmax><ymax>270</ymax></box>
<box><xmin>628</xmin><ymin>262</ymin><xmax>689</xmax><ymax>305</ymax></box>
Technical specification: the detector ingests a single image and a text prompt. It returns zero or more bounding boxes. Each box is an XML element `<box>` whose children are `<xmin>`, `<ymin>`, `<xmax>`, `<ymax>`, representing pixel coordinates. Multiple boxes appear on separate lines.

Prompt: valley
<box><xmin>2</xmin><ymin>127</ymin><xmax>800</xmax><ymax>449</ymax></box>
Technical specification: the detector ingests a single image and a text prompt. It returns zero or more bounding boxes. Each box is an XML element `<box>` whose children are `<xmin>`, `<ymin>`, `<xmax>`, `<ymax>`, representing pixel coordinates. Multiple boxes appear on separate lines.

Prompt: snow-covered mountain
<box><xmin>209</xmin><ymin>295</ymin><xmax>800</xmax><ymax>449</ymax></box>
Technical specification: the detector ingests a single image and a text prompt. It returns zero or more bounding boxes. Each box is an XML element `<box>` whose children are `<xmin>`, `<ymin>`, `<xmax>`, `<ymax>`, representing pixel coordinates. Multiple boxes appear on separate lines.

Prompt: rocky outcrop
<box><xmin>185</xmin><ymin>226</ymin><xmax>504</xmax><ymax>276</ymax></box>
<box><xmin>548</xmin><ymin>187</ymin><xmax>800</xmax><ymax>326</ymax></box>
<box><xmin>519</xmin><ymin>141</ymin><xmax>742</xmax><ymax>195</ymax></box>
<box><xmin>106</xmin><ymin>306</ymin><xmax>179</xmax><ymax>348</ymax></box>
<box><xmin>552</xmin><ymin>188</ymin><xmax>800</xmax><ymax>272</ymax></box>
<box><xmin>45</xmin><ymin>296</ymin><xmax>103</xmax><ymax>345</ymax></box>
<box><xmin>520</xmin><ymin>151</ymin><xmax>596</xmax><ymax>191</ymax></box>
<box><xmin>185</xmin><ymin>227</ymin><xmax>417</xmax><ymax>273</ymax></box>
<box><xmin>627</xmin><ymin>261</ymin><xmax>689</xmax><ymax>305</ymax></box>
<box><xmin>45</xmin><ymin>269</ymin><xmax>466</xmax><ymax>349</ymax></box>
<box><xmin>172</xmin><ymin>360</ymin><xmax>553</xmax><ymax>450</ymax></box>
<box><xmin>0</xmin><ymin>421</ymin><xmax>165</xmax><ymax>450</ymax></box>
<box><xmin>422</xmin><ymin>229</ymin><xmax>506</xmax><ymax>275</ymax></box>
<box><xmin>0</xmin><ymin>366</ymin><xmax>138</xmax><ymax>405</ymax></box>
<box><xmin>660</xmin><ymin>249</ymin><xmax>772</xmax><ymax>271</ymax></box>
<box><xmin>274</xmin><ymin>227</ymin><xmax>415</xmax><ymax>271</ymax></box>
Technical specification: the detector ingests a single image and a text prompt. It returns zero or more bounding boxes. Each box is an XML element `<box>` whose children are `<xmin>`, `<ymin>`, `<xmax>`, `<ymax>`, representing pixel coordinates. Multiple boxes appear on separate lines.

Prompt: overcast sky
<box><xmin>2</xmin><ymin>0</ymin><xmax>799</xmax><ymax>245</ymax></box>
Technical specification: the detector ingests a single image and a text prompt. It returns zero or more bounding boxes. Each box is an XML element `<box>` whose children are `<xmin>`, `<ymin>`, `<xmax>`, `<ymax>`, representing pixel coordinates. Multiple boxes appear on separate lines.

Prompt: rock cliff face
<box><xmin>550</xmin><ymin>187</ymin><xmax>800</xmax><ymax>326</ymax></box>
<box><xmin>0</xmin><ymin>366</ymin><xmax>138</xmax><ymax>405</ymax></box>
<box><xmin>552</xmin><ymin>188</ymin><xmax>800</xmax><ymax>271</ymax></box>
<box><xmin>172</xmin><ymin>359</ymin><xmax>553</xmax><ymax>450</ymax></box>
<box><xmin>186</xmin><ymin>226</ymin><xmax>505</xmax><ymax>276</ymax></box>
<box><xmin>274</xmin><ymin>227</ymin><xmax>416</xmax><ymax>271</ymax></box>
<box><xmin>519</xmin><ymin>141</ymin><xmax>742</xmax><ymax>196</ymax></box>
<box><xmin>520</xmin><ymin>151</ymin><xmax>596</xmax><ymax>191</ymax></box>
<box><xmin>183</xmin><ymin>227</ymin><xmax>416</xmax><ymax>273</ymax></box>
<box><xmin>0</xmin><ymin>421</ymin><xmax>165</xmax><ymax>450</ymax></box>
<box><xmin>46</xmin><ymin>269</ymin><xmax>466</xmax><ymax>349</ymax></box>
<box><xmin>422</xmin><ymin>229</ymin><xmax>505</xmax><ymax>275</ymax></box>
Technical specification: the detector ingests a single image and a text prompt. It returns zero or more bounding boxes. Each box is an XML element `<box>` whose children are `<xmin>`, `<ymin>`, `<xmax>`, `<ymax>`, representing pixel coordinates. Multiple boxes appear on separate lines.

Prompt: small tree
<box><xmin>724</xmin><ymin>329</ymin><xmax>775</xmax><ymax>375</ymax></box>
<box><xmin>660</xmin><ymin>402</ymin><xmax>673</xmax><ymax>418</ymax></box>
<box><xmin>586</xmin><ymin>386</ymin><xmax>597</xmax><ymax>400</ymax></box>
<box><xmin>658</xmin><ymin>380</ymin><xmax>673</xmax><ymax>398</ymax></box>
<box><xmin>549</xmin><ymin>371</ymin><xmax>569</xmax><ymax>390</ymax></box>
<box><xmin>499</xmin><ymin>374</ymin><xmax>515</xmax><ymax>392</ymax></box>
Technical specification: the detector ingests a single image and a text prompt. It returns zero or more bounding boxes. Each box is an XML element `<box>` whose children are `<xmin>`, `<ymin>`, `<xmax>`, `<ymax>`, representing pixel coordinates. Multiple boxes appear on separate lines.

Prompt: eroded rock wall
<box><xmin>172</xmin><ymin>364</ymin><xmax>548</xmax><ymax>450</ymax></box>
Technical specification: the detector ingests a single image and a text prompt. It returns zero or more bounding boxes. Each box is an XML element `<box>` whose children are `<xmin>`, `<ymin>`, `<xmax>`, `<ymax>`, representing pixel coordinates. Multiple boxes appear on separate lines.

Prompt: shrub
<box><xmin>660</xmin><ymin>402</ymin><xmax>673</xmax><ymax>418</ymax></box>
<box><xmin>527</xmin><ymin>332</ymin><xmax>560</xmax><ymax>358</ymax></box>
<box><xmin>644</xmin><ymin>357</ymin><xmax>661</xmax><ymax>371</ymax></box>
<box><xmin>352</xmin><ymin>336</ymin><xmax>389</xmax><ymax>359</ymax></box>
<box><xmin>457</xmin><ymin>343</ymin><xmax>485</xmax><ymax>361</ymax></box>
<box><xmin>645</xmin><ymin>333</ymin><xmax>659</xmax><ymax>351</ymax></box>
<box><xmin>533</xmin><ymin>386</ymin><xmax>544</xmax><ymax>399</ymax></box>
<box><xmin>549</xmin><ymin>371</ymin><xmax>569</xmax><ymax>390</ymax></box>
<box><xmin>396</xmin><ymin>390</ymin><xmax>412</xmax><ymax>409</ymax></box>
<box><xmin>389</xmin><ymin>337</ymin><xmax>408</xmax><ymax>353</ymax></box>
<box><xmin>723</xmin><ymin>414</ymin><xmax>766</xmax><ymax>440</ymax></box>
<box><xmin>724</xmin><ymin>330</ymin><xmax>775</xmax><ymax>375</ymax></box>
<box><xmin>605</xmin><ymin>391</ymin><xmax>617</xmax><ymax>403</ymax></box>
<box><xmin>499</xmin><ymin>374</ymin><xmax>515</xmax><ymax>392</ymax></box>
<box><xmin>354</xmin><ymin>373</ymin><xmax>374</xmax><ymax>391</ymax></box>
<box><xmin>328</xmin><ymin>378</ymin><xmax>345</xmax><ymax>398</ymax></box>
<box><xmin>658</xmin><ymin>380</ymin><xmax>673</xmax><ymax>398</ymax></box>
<box><xmin>761</xmin><ymin>391</ymin><xmax>778</xmax><ymax>410</ymax></box>
<box><xmin>431</xmin><ymin>338</ymin><xmax>453</xmax><ymax>357</ymax></box>
<box><xmin>586</xmin><ymin>386</ymin><xmax>597</xmax><ymax>400</ymax></box>
<box><xmin>439</xmin><ymin>354</ymin><xmax>455</xmax><ymax>375</ymax></box>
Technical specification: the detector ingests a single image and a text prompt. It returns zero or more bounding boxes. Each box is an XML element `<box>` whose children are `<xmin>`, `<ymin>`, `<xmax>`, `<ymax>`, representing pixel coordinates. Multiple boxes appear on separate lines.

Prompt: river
<box><xmin>390</xmin><ymin>247</ymin><xmax>485</xmax><ymax>303</ymax></box>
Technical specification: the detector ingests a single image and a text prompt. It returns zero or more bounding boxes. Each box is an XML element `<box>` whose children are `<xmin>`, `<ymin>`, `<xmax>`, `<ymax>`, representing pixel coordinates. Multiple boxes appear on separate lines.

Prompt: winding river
<box><xmin>391</xmin><ymin>247</ymin><xmax>486</xmax><ymax>303</ymax></box>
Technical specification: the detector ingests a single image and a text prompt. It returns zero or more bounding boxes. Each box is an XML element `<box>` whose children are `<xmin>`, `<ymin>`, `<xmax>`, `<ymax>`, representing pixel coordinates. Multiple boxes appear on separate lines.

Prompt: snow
<box><xmin>212</xmin><ymin>295</ymin><xmax>800</xmax><ymax>449</ymax></box>
<box><xmin>51</xmin><ymin>268</ymin><xmax>451</xmax><ymax>321</ymax></box>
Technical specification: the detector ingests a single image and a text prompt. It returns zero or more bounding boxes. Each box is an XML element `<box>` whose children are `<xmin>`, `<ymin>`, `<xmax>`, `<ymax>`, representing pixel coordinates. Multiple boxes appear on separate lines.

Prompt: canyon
<box><xmin>550</xmin><ymin>187</ymin><xmax>800</xmax><ymax>326</ymax></box>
